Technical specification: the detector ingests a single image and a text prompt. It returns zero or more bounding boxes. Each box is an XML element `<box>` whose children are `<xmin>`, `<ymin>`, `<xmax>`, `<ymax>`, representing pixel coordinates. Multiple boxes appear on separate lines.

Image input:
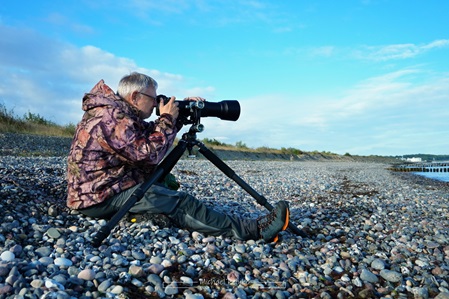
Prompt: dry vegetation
<box><xmin>0</xmin><ymin>104</ymin><xmax>75</xmax><ymax>137</ymax></box>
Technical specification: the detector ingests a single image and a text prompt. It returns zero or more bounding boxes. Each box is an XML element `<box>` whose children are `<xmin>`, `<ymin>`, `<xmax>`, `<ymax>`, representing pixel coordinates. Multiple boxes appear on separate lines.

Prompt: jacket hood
<box><xmin>82</xmin><ymin>79</ymin><xmax>129</xmax><ymax>112</ymax></box>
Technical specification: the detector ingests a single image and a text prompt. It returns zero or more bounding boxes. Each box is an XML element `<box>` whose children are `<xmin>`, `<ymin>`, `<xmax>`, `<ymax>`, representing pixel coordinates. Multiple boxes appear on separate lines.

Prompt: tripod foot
<box><xmin>288</xmin><ymin>224</ymin><xmax>309</xmax><ymax>238</ymax></box>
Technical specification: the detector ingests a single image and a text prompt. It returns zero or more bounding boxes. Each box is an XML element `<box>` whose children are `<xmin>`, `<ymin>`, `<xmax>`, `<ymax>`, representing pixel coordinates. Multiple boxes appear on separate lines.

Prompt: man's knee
<box><xmin>139</xmin><ymin>186</ymin><xmax>189</xmax><ymax>214</ymax></box>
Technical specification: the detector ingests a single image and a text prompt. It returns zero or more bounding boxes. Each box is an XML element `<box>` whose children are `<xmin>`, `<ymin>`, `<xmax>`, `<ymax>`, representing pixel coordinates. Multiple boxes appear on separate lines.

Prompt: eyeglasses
<box><xmin>138</xmin><ymin>92</ymin><xmax>157</xmax><ymax>103</ymax></box>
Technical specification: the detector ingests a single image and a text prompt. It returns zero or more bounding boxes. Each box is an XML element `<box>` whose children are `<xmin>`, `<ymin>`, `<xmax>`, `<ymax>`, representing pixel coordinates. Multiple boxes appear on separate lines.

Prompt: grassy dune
<box><xmin>0</xmin><ymin>104</ymin><xmax>75</xmax><ymax>137</ymax></box>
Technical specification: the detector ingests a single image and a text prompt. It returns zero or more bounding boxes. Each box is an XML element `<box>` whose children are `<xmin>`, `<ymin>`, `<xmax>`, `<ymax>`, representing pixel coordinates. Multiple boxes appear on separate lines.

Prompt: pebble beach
<box><xmin>1</xmin><ymin>133</ymin><xmax>449</xmax><ymax>299</ymax></box>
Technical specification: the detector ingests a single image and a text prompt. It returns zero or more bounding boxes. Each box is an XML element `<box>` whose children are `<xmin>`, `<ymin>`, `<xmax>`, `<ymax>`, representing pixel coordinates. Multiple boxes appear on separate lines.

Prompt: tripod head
<box><xmin>179</xmin><ymin>115</ymin><xmax>205</xmax><ymax>158</ymax></box>
<box><xmin>179</xmin><ymin>101</ymin><xmax>205</xmax><ymax>133</ymax></box>
<box><xmin>177</xmin><ymin>100</ymin><xmax>214</xmax><ymax>157</ymax></box>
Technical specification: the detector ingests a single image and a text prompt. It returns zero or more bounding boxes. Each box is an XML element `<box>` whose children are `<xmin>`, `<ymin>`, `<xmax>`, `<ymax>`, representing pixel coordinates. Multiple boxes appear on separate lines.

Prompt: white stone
<box><xmin>0</xmin><ymin>251</ymin><xmax>15</xmax><ymax>262</ymax></box>
<box><xmin>45</xmin><ymin>278</ymin><xmax>65</xmax><ymax>290</ymax></box>
<box><xmin>54</xmin><ymin>257</ymin><xmax>73</xmax><ymax>267</ymax></box>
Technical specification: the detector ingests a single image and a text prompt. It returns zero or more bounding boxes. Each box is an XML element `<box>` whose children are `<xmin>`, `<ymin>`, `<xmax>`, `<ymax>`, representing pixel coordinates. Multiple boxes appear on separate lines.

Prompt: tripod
<box><xmin>92</xmin><ymin>124</ymin><xmax>307</xmax><ymax>247</ymax></box>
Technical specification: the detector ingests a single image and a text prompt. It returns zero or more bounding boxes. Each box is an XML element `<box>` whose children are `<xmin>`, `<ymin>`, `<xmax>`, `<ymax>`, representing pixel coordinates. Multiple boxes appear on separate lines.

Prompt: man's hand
<box><xmin>159</xmin><ymin>96</ymin><xmax>179</xmax><ymax>120</ymax></box>
<box><xmin>183</xmin><ymin>96</ymin><xmax>205</xmax><ymax>102</ymax></box>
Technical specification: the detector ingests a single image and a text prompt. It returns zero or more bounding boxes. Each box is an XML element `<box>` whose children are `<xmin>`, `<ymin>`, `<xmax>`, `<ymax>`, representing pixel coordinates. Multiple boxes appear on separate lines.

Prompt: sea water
<box><xmin>413</xmin><ymin>172</ymin><xmax>449</xmax><ymax>182</ymax></box>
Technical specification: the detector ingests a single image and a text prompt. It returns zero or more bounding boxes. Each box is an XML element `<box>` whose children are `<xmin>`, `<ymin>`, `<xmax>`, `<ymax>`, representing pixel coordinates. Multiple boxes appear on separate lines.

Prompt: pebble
<box><xmin>380</xmin><ymin>269</ymin><xmax>403</xmax><ymax>282</ymax></box>
<box><xmin>46</xmin><ymin>227</ymin><xmax>61</xmax><ymax>239</ymax></box>
<box><xmin>54</xmin><ymin>257</ymin><xmax>72</xmax><ymax>267</ymax></box>
<box><xmin>77</xmin><ymin>268</ymin><xmax>96</xmax><ymax>280</ymax></box>
<box><xmin>45</xmin><ymin>278</ymin><xmax>65</xmax><ymax>290</ymax></box>
<box><xmin>0</xmin><ymin>251</ymin><xmax>15</xmax><ymax>262</ymax></box>
<box><xmin>234</xmin><ymin>244</ymin><xmax>246</xmax><ymax>253</ymax></box>
<box><xmin>360</xmin><ymin>269</ymin><xmax>379</xmax><ymax>283</ymax></box>
<box><xmin>1</xmin><ymin>133</ymin><xmax>449</xmax><ymax>298</ymax></box>
<box><xmin>371</xmin><ymin>258</ymin><xmax>386</xmax><ymax>270</ymax></box>
<box><xmin>165</xmin><ymin>282</ymin><xmax>178</xmax><ymax>295</ymax></box>
<box><xmin>39</xmin><ymin>257</ymin><xmax>54</xmax><ymax>266</ymax></box>
<box><xmin>110</xmin><ymin>285</ymin><xmax>124</xmax><ymax>294</ymax></box>
<box><xmin>148</xmin><ymin>263</ymin><xmax>164</xmax><ymax>274</ymax></box>
<box><xmin>97</xmin><ymin>279</ymin><xmax>112</xmax><ymax>293</ymax></box>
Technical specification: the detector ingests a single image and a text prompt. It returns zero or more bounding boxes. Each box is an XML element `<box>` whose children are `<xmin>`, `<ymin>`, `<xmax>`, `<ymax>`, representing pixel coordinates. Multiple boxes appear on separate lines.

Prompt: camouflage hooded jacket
<box><xmin>66</xmin><ymin>80</ymin><xmax>177</xmax><ymax>209</ymax></box>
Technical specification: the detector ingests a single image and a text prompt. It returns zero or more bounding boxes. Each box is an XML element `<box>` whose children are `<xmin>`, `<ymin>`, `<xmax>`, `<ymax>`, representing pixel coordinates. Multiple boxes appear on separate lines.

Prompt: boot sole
<box><xmin>272</xmin><ymin>206</ymin><xmax>290</xmax><ymax>243</ymax></box>
<box><xmin>282</xmin><ymin>207</ymin><xmax>290</xmax><ymax>231</ymax></box>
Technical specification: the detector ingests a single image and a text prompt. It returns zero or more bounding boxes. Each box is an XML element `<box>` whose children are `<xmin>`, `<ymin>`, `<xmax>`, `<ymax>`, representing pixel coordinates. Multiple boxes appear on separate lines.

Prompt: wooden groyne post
<box><xmin>391</xmin><ymin>162</ymin><xmax>449</xmax><ymax>173</ymax></box>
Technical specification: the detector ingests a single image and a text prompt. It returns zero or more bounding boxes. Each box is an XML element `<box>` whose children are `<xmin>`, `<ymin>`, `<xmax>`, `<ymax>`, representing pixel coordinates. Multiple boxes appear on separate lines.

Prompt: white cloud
<box><xmin>0</xmin><ymin>25</ymin><xmax>213</xmax><ymax>125</ymax></box>
<box><xmin>354</xmin><ymin>39</ymin><xmax>449</xmax><ymax>61</ymax></box>
<box><xmin>423</xmin><ymin>39</ymin><xmax>449</xmax><ymax>50</ymax></box>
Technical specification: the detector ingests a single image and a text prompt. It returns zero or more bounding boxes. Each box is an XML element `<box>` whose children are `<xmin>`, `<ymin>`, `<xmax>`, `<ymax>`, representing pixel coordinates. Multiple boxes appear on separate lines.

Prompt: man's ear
<box><xmin>130</xmin><ymin>91</ymin><xmax>139</xmax><ymax>104</ymax></box>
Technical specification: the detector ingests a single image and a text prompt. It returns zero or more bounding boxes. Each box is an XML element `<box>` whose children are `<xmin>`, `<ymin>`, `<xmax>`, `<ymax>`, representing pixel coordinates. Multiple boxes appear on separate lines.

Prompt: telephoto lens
<box><xmin>156</xmin><ymin>95</ymin><xmax>240</xmax><ymax>121</ymax></box>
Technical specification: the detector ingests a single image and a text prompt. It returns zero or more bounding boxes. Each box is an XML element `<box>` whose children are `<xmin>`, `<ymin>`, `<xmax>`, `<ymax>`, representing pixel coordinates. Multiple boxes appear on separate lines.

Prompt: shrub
<box><xmin>280</xmin><ymin>147</ymin><xmax>304</xmax><ymax>155</ymax></box>
<box><xmin>63</xmin><ymin>123</ymin><xmax>77</xmax><ymax>136</ymax></box>
<box><xmin>24</xmin><ymin>111</ymin><xmax>55</xmax><ymax>126</ymax></box>
<box><xmin>202</xmin><ymin>138</ymin><xmax>228</xmax><ymax>147</ymax></box>
<box><xmin>235</xmin><ymin>141</ymin><xmax>248</xmax><ymax>149</ymax></box>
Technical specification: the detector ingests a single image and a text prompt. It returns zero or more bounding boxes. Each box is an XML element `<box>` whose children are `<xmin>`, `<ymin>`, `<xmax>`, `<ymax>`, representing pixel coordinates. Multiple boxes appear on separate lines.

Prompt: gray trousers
<box><xmin>79</xmin><ymin>183</ymin><xmax>259</xmax><ymax>240</ymax></box>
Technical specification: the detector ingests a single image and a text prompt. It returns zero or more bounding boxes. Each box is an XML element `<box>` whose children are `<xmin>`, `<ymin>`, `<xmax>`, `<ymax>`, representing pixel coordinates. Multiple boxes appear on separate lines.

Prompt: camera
<box><xmin>155</xmin><ymin>95</ymin><xmax>240</xmax><ymax>123</ymax></box>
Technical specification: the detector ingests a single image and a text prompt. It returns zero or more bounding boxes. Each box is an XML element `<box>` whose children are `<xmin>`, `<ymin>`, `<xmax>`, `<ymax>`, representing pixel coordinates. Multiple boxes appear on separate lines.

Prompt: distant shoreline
<box><xmin>0</xmin><ymin>132</ymin><xmax>397</xmax><ymax>163</ymax></box>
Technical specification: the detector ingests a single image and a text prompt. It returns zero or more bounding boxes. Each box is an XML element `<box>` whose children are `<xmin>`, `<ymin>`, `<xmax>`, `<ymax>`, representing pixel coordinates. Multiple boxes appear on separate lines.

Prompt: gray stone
<box><xmin>147</xmin><ymin>274</ymin><xmax>162</xmax><ymax>286</ymax></box>
<box><xmin>97</xmin><ymin>279</ymin><xmax>112</xmax><ymax>293</ymax></box>
<box><xmin>360</xmin><ymin>269</ymin><xmax>378</xmax><ymax>283</ymax></box>
<box><xmin>131</xmin><ymin>250</ymin><xmax>146</xmax><ymax>260</ymax></box>
<box><xmin>380</xmin><ymin>269</ymin><xmax>402</xmax><ymax>283</ymax></box>
<box><xmin>35</xmin><ymin>247</ymin><xmax>52</xmax><ymax>257</ymax></box>
<box><xmin>370</xmin><ymin>258</ymin><xmax>385</xmax><ymax>270</ymax></box>
<box><xmin>164</xmin><ymin>281</ymin><xmax>178</xmax><ymax>295</ymax></box>
<box><xmin>46</xmin><ymin>227</ymin><xmax>61</xmax><ymax>239</ymax></box>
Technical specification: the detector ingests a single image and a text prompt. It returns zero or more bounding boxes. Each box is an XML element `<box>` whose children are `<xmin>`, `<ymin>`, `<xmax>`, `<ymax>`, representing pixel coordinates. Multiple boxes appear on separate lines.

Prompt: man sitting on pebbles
<box><xmin>66</xmin><ymin>72</ymin><xmax>289</xmax><ymax>243</ymax></box>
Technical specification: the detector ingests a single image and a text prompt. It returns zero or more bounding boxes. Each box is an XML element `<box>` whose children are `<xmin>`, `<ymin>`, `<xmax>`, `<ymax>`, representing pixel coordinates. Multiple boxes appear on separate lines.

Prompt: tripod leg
<box><xmin>197</xmin><ymin>142</ymin><xmax>308</xmax><ymax>238</ymax></box>
<box><xmin>91</xmin><ymin>141</ymin><xmax>188</xmax><ymax>247</ymax></box>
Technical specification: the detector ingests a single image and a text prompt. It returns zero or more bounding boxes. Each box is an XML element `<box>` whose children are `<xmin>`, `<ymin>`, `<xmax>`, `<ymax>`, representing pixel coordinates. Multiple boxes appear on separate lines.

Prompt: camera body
<box><xmin>155</xmin><ymin>95</ymin><xmax>240</xmax><ymax>124</ymax></box>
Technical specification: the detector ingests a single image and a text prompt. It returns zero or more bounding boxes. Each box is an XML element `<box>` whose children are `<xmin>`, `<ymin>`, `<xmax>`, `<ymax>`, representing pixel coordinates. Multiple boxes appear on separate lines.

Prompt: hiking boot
<box><xmin>258</xmin><ymin>201</ymin><xmax>290</xmax><ymax>242</ymax></box>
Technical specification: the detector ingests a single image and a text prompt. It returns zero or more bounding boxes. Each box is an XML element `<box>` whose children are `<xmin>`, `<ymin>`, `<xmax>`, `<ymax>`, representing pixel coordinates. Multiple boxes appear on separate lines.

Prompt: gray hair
<box><xmin>116</xmin><ymin>72</ymin><xmax>158</xmax><ymax>98</ymax></box>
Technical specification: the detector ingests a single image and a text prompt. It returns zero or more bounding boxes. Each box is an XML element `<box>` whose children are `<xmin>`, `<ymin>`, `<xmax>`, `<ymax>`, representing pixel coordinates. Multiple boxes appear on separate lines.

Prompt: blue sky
<box><xmin>1</xmin><ymin>0</ymin><xmax>448</xmax><ymax>156</ymax></box>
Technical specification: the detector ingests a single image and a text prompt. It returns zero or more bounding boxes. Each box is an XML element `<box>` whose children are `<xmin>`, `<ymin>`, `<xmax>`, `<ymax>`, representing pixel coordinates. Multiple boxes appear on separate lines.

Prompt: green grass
<box><xmin>0</xmin><ymin>103</ymin><xmax>76</xmax><ymax>137</ymax></box>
